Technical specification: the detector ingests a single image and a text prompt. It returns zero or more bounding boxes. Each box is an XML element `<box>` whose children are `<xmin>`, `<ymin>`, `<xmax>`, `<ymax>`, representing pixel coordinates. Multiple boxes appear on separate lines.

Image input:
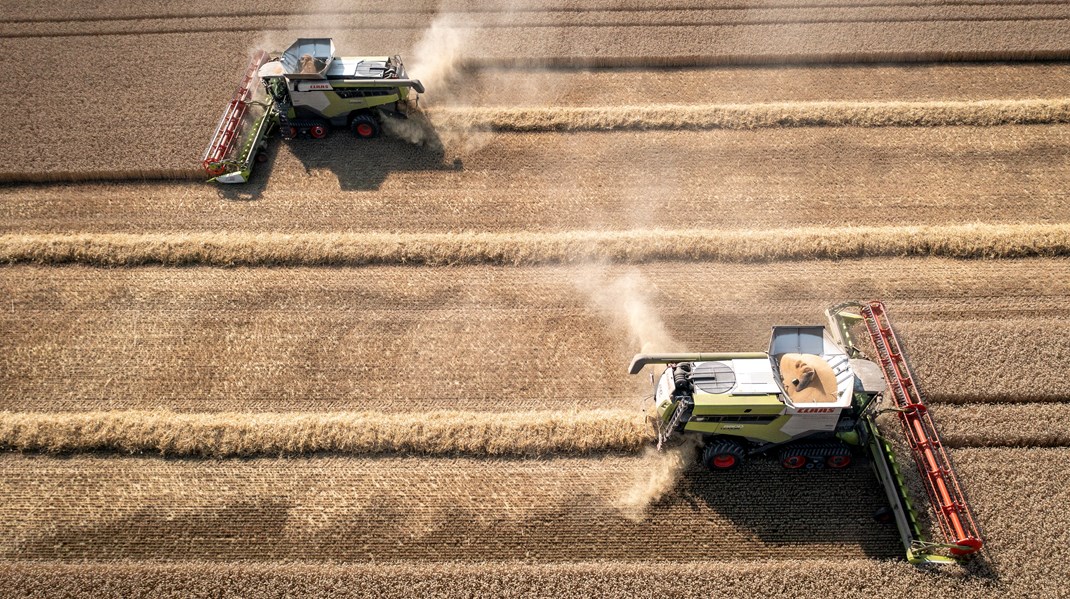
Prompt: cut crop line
<box><xmin>0</xmin><ymin>408</ymin><xmax>1063</xmax><ymax>458</ymax></box>
<box><xmin>2</xmin><ymin>224</ymin><xmax>1069</xmax><ymax>267</ymax></box>
<box><xmin>430</xmin><ymin>98</ymin><xmax>1070</xmax><ymax>131</ymax></box>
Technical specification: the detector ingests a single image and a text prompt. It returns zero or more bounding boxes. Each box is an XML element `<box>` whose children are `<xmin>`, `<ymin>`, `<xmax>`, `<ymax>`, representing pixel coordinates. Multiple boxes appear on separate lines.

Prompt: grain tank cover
<box><xmin>281</xmin><ymin>38</ymin><xmax>335</xmax><ymax>79</ymax></box>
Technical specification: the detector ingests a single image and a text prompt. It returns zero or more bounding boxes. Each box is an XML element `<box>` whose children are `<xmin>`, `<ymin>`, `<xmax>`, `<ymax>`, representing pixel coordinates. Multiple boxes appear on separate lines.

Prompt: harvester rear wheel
<box><xmin>781</xmin><ymin>454</ymin><xmax>807</xmax><ymax>469</ymax></box>
<box><xmin>826</xmin><ymin>454</ymin><xmax>852</xmax><ymax>469</ymax></box>
<box><xmin>351</xmin><ymin>114</ymin><xmax>380</xmax><ymax>139</ymax></box>
<box><xmin>703</xmin><ymin>440</ymin><xmax>744</xmax><ymax>471</ymax></box>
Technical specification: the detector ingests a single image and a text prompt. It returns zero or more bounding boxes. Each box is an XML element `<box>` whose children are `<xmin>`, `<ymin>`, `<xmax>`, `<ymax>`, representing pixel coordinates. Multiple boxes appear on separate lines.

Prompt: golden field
<box><xmin>1</xmin><ymin>0</ymin><xmax>1069</xmax><ymax>596</ymax></box>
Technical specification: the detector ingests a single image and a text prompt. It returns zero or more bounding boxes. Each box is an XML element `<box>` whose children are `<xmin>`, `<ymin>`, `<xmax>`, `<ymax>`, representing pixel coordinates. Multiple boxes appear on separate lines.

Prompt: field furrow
<box><xmin>2</xmin><ymin>259</ymin><xmax>1066</xmax><ymax>412</ymax></box>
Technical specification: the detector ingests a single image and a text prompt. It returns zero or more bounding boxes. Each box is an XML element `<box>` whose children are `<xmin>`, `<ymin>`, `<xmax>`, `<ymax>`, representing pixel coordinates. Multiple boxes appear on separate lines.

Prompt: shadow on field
<box><xmin>19</xmin><ymin>496</ymin><xmax>293</xmax><ymax>560</ymax></box>
<box><xmin>215</xmin><ymin>118</ymin><xmax>460</xmax><ymax>201</ymax></box>
<box><xmin>664</xmin><ymin>459</ymin><xmax>998</xmax><ymax>578</ymax></box>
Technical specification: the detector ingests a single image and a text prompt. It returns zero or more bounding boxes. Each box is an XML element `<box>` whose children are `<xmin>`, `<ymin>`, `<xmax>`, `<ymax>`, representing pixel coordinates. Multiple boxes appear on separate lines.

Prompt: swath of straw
<box><xmin>428</xmin><ymin>98</ymin><xmax>1070</xmax><ymax>132</ymax></box>
<box><xmin>0</xmin><ymin>410</ymin><xmax>652</xmax><ymax>458</ymax></box>
<box><xmin>0</xmin><ymin>404</ymin><xmax>1065</xmax><ymax>458</ymax></box>
<box><xmin>2</xmin><ymin>224</ymin><xmax>1068</xmax><ymax>267</ymax></box>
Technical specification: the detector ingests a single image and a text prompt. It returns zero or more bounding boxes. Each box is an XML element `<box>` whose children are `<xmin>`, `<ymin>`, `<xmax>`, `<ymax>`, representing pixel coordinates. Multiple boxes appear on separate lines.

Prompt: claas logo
<box><xmin>797</xmin><ymin>408</ymin><xmax>836</xmax><ymax>413</ymax></box>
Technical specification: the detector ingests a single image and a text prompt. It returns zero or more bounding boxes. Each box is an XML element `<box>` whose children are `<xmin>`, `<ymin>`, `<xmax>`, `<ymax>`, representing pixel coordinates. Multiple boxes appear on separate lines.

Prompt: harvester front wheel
<box><xmin>310</xmin><ymin>124</ymin><xmax>328</xmax><ymax>139</ymax></box>
<box><xmin>351</xmin><ymin>114</ymin><xmax>380</xmax><ymax>139</ymax></box>
<box><xmin>703</xmin><ymin>440</ymin><xmax>744</xmax><ymax>471</ymax></box>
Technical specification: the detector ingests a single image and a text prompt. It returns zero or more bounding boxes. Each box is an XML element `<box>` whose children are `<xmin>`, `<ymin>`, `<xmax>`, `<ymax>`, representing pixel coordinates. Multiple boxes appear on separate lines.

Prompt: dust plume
<box><xmin>408</xmin><ymin>14</ymin><xmax>470</xmax><ymax>106</ymax></box>
<box><xmin>381</xmin><ymin>111</ymin><xmax>443</xmax><ymax>152</ymax></box>
<box><xmin>576</xmin><ymin>268</ymin><xmax>680</xmax><ymax>354</ymax></box>
<box><xmin>615</xmin><ymin>438</ymin><xmax>700</xmax><ymax>521</ymax></box>
<box><xmin>402</xmin><ymin>11</ymin><xmax>495</xmax><ymax>153</ymax></box>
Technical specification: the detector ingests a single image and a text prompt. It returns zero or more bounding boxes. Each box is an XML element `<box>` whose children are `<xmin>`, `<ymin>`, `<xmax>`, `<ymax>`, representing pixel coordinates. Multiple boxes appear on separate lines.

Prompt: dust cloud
<box><xmin>615</xmin><ymin>438</ymin><xmax>699</xmax><ymax>521</ymax></box>
<box><xmin>576</xmin><ymin>268</ymin><xmax>680</xmax><ymax>355</ymax></box>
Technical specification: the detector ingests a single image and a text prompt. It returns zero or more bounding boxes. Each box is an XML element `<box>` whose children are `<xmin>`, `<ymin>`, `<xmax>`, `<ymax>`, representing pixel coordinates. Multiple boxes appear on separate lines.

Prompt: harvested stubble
<box><xmin>0</xmin><ymin>403</ymin><xmax>1063</xmax><ymax>458</ymax></box>
<box><xmin>0</xmin><ymin>409</ymin><xmax>650</xmax><ymax>457</ymax></box>
<box><xmin>5</xmin><ymin>126</ymin><xmax>1068</xmax><ymax>235</ymax></box>
<box><xmin>8</xmin><ymin>4</ymin><xmax>1070</xmax><ymax>38</ymax></box>
<box><xmin>0</xmin><ymin>448</ymin><xmax>1067</xmax><ymax>597</ymax></box>
<box><xmin>3</xmin><ymin>224</ymin><xmax>1069</xmax><ymax>267</ymax></box>
<box><xmin>430</xmin><ymin>99</ymin><xmax>1070</xmax><ymax>132</ymax></box>
<box><xmin>0</xmin><ymin>453</ymin><xmax>898</xmax><ymax>562</ymax></box>
<box><xmin>3</xmin><ymin>260</ymin><xmax>1067</xmax><ymax>413</ymax></box>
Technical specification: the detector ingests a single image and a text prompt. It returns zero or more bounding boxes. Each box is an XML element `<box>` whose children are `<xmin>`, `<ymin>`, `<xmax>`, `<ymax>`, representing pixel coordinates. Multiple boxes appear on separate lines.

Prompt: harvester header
<box><xmin>201</xmin><ymin>38</ymin><xmax>424</xmax><ymax>184</ymax></box>
<box><xmin>630</xmin><ymin>300</ymin><xmax>983</xmax><ymax>564</ymax></box>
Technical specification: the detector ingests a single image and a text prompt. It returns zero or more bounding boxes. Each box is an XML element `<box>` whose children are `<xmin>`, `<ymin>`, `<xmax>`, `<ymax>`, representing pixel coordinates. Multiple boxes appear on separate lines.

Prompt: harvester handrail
<box><xmin>859</xmin><ymin>300</ymin><xmax>983</xmax><ymax>556</ymax></box>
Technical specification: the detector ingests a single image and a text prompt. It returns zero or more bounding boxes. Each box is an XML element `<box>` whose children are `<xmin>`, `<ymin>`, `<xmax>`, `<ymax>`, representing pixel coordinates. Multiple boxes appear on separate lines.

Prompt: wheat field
<box><xmin>2</xmin><ymin>1</ymin><xmax>1069</xmax><ymax>596</ymax></box>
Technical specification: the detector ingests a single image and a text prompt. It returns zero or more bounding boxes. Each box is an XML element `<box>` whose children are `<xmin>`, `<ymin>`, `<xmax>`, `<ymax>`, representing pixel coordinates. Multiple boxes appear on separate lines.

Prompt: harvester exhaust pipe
<box><xmin>627</xmin><ymin>352</ymin><xmax>767</xmax><ymax>375</ymax></box>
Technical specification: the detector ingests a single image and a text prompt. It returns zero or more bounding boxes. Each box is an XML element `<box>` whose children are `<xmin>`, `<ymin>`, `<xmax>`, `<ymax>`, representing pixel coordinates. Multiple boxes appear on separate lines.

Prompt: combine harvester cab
<box><xmin>628</xmin><ymin>300</ymin><xmax>983</xmax><ymax>564</ymax></box>
<box><xmin>202</xmin><ymin>38</ymin><xmax>425</xmax><ymax>184</ymax></box>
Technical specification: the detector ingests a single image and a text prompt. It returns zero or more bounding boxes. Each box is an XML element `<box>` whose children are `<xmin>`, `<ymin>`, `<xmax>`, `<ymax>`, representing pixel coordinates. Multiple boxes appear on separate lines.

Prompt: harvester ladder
<box><xmin>202</xmin><ymin>50</ymin><xmax>270</xmax><ymax>173</ymax></box>
<box><xmin>859</xmin><ymin>300</ymin><xmax>983</xmax><ymax>556</ymax></box>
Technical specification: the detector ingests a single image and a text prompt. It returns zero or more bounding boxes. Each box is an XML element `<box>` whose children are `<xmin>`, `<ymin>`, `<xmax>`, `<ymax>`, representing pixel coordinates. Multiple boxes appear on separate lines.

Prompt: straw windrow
<box><xmin>2</xmin><ymin>224</ymin><xmax>1068</xmax><ymax>267</ymax></box>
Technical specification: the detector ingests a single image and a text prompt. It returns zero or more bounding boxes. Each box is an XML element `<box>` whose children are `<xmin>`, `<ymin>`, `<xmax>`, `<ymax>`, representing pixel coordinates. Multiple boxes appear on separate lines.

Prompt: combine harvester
<box><xmin>202</xmin><ymin>38</ymin><xmax>425</xmax><ymax>183</ymax></box>
<box><xmin>628</xmin><ymin>300</ymin><xmax>983</xmax><ymax>564</ymax></box>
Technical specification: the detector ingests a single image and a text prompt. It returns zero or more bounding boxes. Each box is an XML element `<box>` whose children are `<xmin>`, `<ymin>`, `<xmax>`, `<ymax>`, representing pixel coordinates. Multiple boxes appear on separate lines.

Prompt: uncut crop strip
<box><xmin>429</xmin><ymin>99</ymin><xmax>1070</xmax><ymax>132</ymax></box>
<box><xmin>0</xmin><ymin>403</ymin><xmax>1064</xmax><ymax>458</ymax></box>
<box><xmin>3</xmin><ymin>224</ymin><xmax>1068</xmax><ymax>267</ymax></box>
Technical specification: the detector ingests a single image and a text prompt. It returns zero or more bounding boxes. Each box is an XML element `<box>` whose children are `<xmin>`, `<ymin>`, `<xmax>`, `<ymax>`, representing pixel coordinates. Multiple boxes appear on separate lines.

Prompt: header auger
<box><xmin>202</xmin><ymin>38</ymin><xmax>425</xmax><ymax>184</ymax></box>
<box><xmin>629</xmin><ymin>300</ymin><xmax>983</xmax><ymax>564</ymax></box>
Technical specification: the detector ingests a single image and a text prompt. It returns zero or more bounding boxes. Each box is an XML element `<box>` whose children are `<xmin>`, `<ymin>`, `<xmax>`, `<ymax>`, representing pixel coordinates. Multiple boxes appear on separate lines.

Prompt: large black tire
<box><xmin>351</xmin><ymin>113</ymin><xmax>381</xmax><ymax>139</ymax></box>
<box><xmin>703</xmin><ymin>439</ymin><xmax>745</xmax><ymax>471</ymax></box>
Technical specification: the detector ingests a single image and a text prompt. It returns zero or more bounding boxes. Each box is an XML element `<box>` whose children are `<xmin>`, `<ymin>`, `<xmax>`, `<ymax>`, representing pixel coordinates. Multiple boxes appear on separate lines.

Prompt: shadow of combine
<box><xmin>661</xmin><ymin>459</ymin><xmax>998</xmax><ymax>579</ymax></box>
<box><xmin>215</xmin><ymin>115</ymin><xmax>460</xmax><ymax>201</ymax></box>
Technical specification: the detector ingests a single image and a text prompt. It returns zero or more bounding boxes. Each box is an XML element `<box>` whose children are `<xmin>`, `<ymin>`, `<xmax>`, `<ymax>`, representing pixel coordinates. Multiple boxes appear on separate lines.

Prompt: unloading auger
<box><xmin>202</xmin><ymin>38</ymin><xmax>425</xmax><ymax>184</ymax></box>
<box><xmin>628</xmin><ymin>300</ymin><xmax>983</xmax><ymax>564</ymax></box>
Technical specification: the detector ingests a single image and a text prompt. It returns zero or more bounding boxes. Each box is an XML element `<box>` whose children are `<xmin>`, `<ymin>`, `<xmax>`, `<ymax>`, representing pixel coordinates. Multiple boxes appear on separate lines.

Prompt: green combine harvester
<box><xmin>202</xmin><ymin>38</ymin><xmax>425</xmax><ymax>184</ymax></box>
<box><xmin>628</xmin><ymin>300</ymin><xmax>984</xmax><ymax>564</ymax></box>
